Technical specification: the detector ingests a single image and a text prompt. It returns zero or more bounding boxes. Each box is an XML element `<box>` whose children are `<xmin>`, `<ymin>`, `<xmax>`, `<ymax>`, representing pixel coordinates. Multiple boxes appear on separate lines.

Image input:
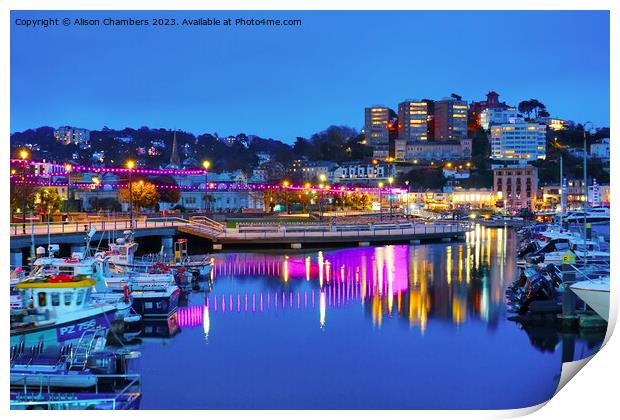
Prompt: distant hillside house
<box><xmin>55</xmin><ymin>126</ymin><xmax>90</xmax><ymax>147</ymax></box>
<box><xmin>590</xmin><ymin>138</ymin><xmax>610</xmax><ymax>162</ymax></box>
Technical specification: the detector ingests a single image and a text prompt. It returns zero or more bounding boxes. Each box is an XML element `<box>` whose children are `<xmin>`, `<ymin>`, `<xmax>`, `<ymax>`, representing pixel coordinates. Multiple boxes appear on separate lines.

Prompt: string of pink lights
<box><xmin>10</xmin><ymin>159</ymin><xmax>207</xmax><ymax>175</ymax></box>
<box><xmin>11</xmin><ymin>159</ymin><xmax>405</xmax><ymax>193</ymax></box>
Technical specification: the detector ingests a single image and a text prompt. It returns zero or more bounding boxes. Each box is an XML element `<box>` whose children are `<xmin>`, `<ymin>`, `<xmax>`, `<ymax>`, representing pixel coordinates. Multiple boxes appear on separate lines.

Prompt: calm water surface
<box><xmin>131</xmin><ymin>226</ymin><xmax>604</xmax><ymax>409</ymax></box>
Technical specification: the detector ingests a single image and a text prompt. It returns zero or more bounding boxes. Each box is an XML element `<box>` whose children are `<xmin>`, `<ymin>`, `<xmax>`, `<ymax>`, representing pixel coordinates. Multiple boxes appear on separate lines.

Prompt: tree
<box><xmin>293</xmin><ymin>137</ymin><xmax>310</xmax><ymax>157</ymax></box>
<box><xmin>10</xmin><ymin>183</ymin><xmax>38</xmax><ymax>214</ymax></box>
<box><xmin>37</xmin><ymin>188</ymin><xmax>64</xmax><ymax>215</ymax></box>
<box><xmin>118</xmin><ymin>180</ymin><xmax>160</xmax><ymax>210</ymax></box>
<box><xmin>518</xmin><ymin>100</ymin><xmax>534</xmax><ymax>119</ymax></box>
<box><xmin>402</xmin><ymin>167</ymin><xmax>446</xmax><ymax>190</ymax></box>
<box><xmin>529</xmin><ymin>99</ymin><xmax>546</xmax><ymax>119</ymax></box>
<box><xmin>152</xmin><ymin>176</ymin><xmax>181</xmax><ymax>204</ymax></box>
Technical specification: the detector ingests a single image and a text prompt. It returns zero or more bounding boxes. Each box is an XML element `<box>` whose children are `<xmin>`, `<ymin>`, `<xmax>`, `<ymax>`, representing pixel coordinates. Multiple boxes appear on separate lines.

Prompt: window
<box><xmin>51</xmin><ymin>292</ymin><xmax>60</xmax><ymax>306</ymax></box>
<box><xmin>76</xmin><ymin>289</ymin><xmax>85</xmax><ymax>305</ymax></box>
<box><xmin>38</xmin><ymin>292</ymin><xmax>47</xmax><ymax>307</ymax></box>
<box><xmin>64</xmin><ymin>292</ymin><xmax>73</xmax><ymax>306</ymax></box>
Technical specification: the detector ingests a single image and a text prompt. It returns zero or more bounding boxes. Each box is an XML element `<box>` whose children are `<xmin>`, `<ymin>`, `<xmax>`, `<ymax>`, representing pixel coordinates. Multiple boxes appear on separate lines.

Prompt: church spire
<box><xmin>170</xmin><ymin>129</ymin><xmax>181</xmax><ymax>168</ymax></box>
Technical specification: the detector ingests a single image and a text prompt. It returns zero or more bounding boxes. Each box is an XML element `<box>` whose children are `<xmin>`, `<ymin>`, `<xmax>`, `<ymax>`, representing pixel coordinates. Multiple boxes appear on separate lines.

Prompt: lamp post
<box><xmin>126</xmin><ymin>160</ymin><xmax>135</xmax><ymax>229</ymax></box>
<box><xmin>18</xmin><ymin>149</ymin><xmax>30</xmax><ymax>233</ymax></box>
<box><xmin>202</xmin><ymin>160</ymin><xmax>211</xmax><ymax>212</ymax></box>
<box><xmin>405</xmin><ymin>180</ymin><xmax>410</xmax><ymax>216</ymax></box>
<box><xmin>388</xmin><ymin>177</ymin><xmax>394</xmax><ymax>219</ymax></box>
<box><xmin>319</xmin><ymin>174</ymin><xmax>327</xmax><ymax>220</ymax></box>
<box><xmin>64</xmin><ymin>163</ymin><xmax>73</xmax><ymax>221</ymax></box>
<box><xmin>92</xmin><ymin>176</ymin><xmax>100</xmax><ymax>211</ymax></box>
<box><xmin>378</xmin><ymin>181</ymin><xmax>384</xmax><ymax>221</ymax></box>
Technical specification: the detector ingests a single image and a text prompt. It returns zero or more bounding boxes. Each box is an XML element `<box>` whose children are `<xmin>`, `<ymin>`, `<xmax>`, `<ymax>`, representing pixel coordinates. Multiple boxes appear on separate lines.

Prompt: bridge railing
<box><xmin>218</xmin><ymin>221</ymin><xmax>469</xmax><ymax>240</ymax></box>
<box><xmin>189</xmin><ymin>216</ymin><xmax>226</xmax><ymax>233</ymax></box>
<box><xmin>10</xmin><ymin>217</ymin><xmax>191</xmax><ymax>236</ymax></box>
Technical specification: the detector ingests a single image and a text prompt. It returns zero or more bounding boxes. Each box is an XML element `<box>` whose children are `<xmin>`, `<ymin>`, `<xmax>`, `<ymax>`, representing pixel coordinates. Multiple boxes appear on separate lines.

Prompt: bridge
<box><xmin>10</xmin><ymin>215</ymin><xmax>472</xmax><ymax>266</ymax></box>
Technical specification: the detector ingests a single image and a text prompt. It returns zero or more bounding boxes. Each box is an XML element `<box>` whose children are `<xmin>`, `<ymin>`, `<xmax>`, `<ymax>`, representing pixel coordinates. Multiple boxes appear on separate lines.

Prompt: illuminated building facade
<box><xmin>405</xmin><ymin>139</ymin><xmax>472</xmax><ymax>162</ymax></box>
<box><xmin>540</xmin><ymin>180</ymin><xmax>609</xmax><ymax>210</ymax></box>
<box><xmin>479</xmin><ymin>107</ymin><xmax>519</xmax><ymax>130</ymax></box>
<box><xmin>398</xmin><ymin>100</ymin><xmax>428</xmax><ymax>141</ymax></box>
<box><xmin>490</xmin><ymin>122</ymin><xmax>547</xmax><ymax>162</ymax></box>
<box><xmin>55</xmin><ymin>126</ymin><xmax>90</xmax><ymax>147</ymax></box>
<box><xmin>468</xmin><ymin>91</ymin><xmax>510</xmax><ymax>132</ymax></box>
<box><xmin>493</xmin><ymin>165</ymin><xmax>538</xmax><ymax>210</ymax></box>
<box><xmin>333</xmin><ymin>162</ymin><xmax>396</xmax><ymax>184</ymax></box>
<box><xmin>434</xmin><ymin>99</ymin><xmax>468</xmax><ymax>140</ymax></box>
<box><xmin>364</xmin><ymin>106</ymin><xmax>391</xmax><ymax>160</ymax></box>
<box><xmin>450</xmin><ymin>188</ymin><xmax>497</xmax><ymax>209</ymax></box>
<box><xmin>299</xmin><ymin>161</ymin><xmax>338</xmax><ymax>181</ymax></box>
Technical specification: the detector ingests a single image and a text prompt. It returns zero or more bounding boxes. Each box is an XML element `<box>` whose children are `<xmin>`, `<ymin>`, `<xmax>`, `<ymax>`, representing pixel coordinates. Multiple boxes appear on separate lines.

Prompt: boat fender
<box><xmin>123</xmin><ymin>284</ymin><xmax>131</xmax><ymax>303</ymax></box>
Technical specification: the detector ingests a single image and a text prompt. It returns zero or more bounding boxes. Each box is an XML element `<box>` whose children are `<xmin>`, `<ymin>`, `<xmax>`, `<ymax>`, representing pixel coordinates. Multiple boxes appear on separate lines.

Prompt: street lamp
<box><xmin>405</xmin><ymin>180</ymin><xmax>410</xmax><ymax>215</ymax></box>
<box><xmin>92</xmin><ymin>176</ymin><xmax>100</xmax><ymax>211</ymax></box>
<box><xmin>282</xmin><ymin>180</ymin><xmax>290</xmax><ymax>214</ymax></box>
<box><xmin>126</xmin><ymin>160</ymin><xmax>135</xmax><ymax>228</ymax></box>
<box><xmin>202</xmin><ymin>160</ymin><xmax>211</xmax><ymax>212</ymax></box>
<box><xmin>64</xmin><ymin>163</ymin><xmax>73</xmax><ymax>219</ymax></box>
<box><xmin>378</xmin><ymin>181</ymin><xmax>384</xmax><ymax>221</ymax></box>
<box><xmin>17</xmin><ymin>149</ymin><xmax>30</xmax><ymax>233</ymax></box>
<box><xmin>319</xmin><ymin>174</ymin><xmax>327</xmax><ymax>220</ymax></box>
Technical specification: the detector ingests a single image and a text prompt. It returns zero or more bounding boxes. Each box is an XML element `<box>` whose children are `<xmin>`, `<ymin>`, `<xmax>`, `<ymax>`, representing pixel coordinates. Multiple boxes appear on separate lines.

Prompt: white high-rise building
<box><xmin>480</xmin><ymin>107</ymin><xmax>519</xmax><ymax>130</ymax></box>
<box><xmin>491</xmin><ymin>122</ymin><xmax>547</xmax><ymax>162</ymax></box>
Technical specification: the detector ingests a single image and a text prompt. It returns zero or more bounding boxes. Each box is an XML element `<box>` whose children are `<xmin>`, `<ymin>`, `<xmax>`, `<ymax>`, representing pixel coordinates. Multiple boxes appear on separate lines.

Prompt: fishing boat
<box><xmin>570</xmin><ymin>277</ymin><xmax>610</xmax><ymax>321</ymax></box>
<box><xmin>10</xmin><ymin>276</ymin><xmax>117</xmax><ymax>351</ymax></box>
<box><xmin>107</xmin><ymin>231</ymin><xmax>212</xmax><ymax>277</ymax></box>
<box><xmin>11</xmin><ymin>339</ymin><xmax>140</xmax><ymax>389</ymax></box>
<box><xmin>30</xmin><ymin>253</ymin><xmax>180</xmax><ymax>318</ymax></box>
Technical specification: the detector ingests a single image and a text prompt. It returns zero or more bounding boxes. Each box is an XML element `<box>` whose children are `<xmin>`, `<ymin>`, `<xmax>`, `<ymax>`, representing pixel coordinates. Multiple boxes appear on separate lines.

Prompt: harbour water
<box><xmin>128</xmin><ymin>226</ymin><xmax>604</xmax><ymax>409</ymax></box>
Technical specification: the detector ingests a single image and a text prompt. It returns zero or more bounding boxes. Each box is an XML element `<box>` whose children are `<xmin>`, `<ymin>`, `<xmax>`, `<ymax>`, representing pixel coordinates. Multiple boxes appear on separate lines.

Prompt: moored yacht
<box><xmin>570</xmin><ymin>277</ymin><xmax>610</xmax><ymax>321</ymax></box>
<box><xmin>563</xmin><ymin>207</ymin><xmax>610</xmax><ymax>224</ymax></box>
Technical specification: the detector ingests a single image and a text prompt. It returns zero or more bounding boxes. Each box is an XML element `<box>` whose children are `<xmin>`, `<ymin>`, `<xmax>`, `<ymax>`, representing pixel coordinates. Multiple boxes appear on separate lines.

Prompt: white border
<box><xmin>1</xmin><ymin>2</ymin><xmax>617</xmax><ymax>419</ymax></box>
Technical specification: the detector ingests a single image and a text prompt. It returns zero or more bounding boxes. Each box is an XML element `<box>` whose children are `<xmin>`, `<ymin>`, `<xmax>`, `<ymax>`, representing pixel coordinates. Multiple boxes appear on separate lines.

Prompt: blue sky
<box><xmin>11</xmin><ymin>10</ymin><xmax>609</xmax><ymax>142</ymax></box>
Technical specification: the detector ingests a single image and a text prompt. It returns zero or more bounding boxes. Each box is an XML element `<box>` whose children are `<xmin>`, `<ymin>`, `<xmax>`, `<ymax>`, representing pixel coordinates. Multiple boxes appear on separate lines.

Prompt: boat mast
<box><xmin>582</xmin><ymin>123</ymin><xmax>590</xmax><ymax>266</ymax></box>
<box><xmin>559</xmin><ymin>155</ymin><xmax>564</xmax><ymax>214</ymax></box>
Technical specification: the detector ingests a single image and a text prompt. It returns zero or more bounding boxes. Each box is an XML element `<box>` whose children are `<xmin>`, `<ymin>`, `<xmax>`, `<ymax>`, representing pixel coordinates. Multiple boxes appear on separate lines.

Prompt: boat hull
<box><xmin>10</xmin><ymin>308</ymin><xmax>117</xmax><ymax>351</ymax></box>
<box><xmin>570</xmin><ymin>284</ymin><xmax>610</xmax><ymax>321</ymax></box>
<box><xmin>131</xmin><ymin>288</ymin><xmax>180</xmax><ymax>318</ymax></box>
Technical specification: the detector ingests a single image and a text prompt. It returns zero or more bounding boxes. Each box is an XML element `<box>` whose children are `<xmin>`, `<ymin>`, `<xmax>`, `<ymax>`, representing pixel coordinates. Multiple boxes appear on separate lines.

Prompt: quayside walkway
<box><xmin>10</xmin><ymin>216</ymin><xmax>472</xmax><ymax>251</ymax></box>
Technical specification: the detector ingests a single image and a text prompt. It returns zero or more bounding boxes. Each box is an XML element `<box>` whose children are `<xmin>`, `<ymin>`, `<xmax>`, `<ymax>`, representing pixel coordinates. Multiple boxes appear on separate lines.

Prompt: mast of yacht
<box><xmin>559</xmin><ymin>154</ymin><xmax>564</xmax><ymax>214</ymax></box>
<box><xmin>582</xmin><ymin>124</ymin><xmax>590</xmax><ymax>266</ymax></box>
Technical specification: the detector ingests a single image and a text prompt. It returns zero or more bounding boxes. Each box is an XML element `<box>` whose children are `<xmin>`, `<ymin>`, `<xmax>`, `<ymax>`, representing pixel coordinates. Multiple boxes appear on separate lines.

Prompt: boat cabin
<box><xmin>16</xmin><ymin>276</ymin><xmax>97</xmax><ymax>314</ymax></box>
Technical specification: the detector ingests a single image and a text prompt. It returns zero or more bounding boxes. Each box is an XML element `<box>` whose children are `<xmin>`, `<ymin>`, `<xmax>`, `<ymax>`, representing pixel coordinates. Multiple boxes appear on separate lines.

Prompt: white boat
<box><xmin>563</xmin><ymin>207</ymin><xmax>610</xmax><ymax>224</ymax></box>
<box><xmin>570</xmin><ymin>277</ymin><xmax>610</xmax><ymax>321</ymax></box>
<box><xmin>107</xmin><ymin>231</ymin><xmax>212</xmax><ymax>276</ymax></box>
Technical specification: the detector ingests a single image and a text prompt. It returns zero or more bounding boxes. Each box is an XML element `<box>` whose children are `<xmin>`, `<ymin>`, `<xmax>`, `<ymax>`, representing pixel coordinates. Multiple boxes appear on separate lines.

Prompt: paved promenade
<box><xmin>10</xmin><ymin>216</ymin><xmax>472</xmax><ymax>249</ymax></box>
